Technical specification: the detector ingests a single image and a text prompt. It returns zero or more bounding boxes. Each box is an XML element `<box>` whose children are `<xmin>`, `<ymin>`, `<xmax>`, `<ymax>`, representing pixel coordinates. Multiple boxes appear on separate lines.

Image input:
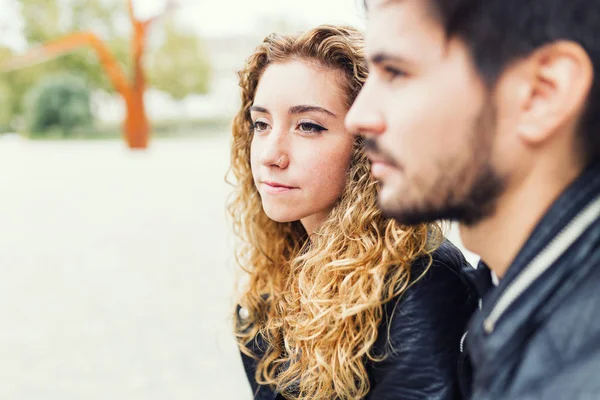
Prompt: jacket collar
<box><xmin>462</xmin><ymin>261</ymin><xmax>493</xmax><ymax>300</ymax></box>
<box><xmin>466</xmin><ymin>162</ymin><xmax>600</xmax><ymax>374</ymax></box>
<box><xmin>483</xmin><ymin>162</ymin><xmax>600</xmax><ymax>313</ymax></box>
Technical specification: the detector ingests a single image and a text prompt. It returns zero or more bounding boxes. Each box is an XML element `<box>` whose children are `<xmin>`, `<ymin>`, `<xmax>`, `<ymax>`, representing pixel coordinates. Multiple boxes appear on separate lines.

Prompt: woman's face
<box><xmin>250</xmin><ymin>59</ymin><xmax>355</xmax><ymax>234</ymax></box>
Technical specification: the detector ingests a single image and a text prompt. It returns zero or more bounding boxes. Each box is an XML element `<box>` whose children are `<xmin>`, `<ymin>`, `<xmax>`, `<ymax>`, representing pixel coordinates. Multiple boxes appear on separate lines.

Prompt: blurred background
<box><xmin>0</xmin><ymin>1</ymin><xmax>477</xmax><ymax>399</ymax></box>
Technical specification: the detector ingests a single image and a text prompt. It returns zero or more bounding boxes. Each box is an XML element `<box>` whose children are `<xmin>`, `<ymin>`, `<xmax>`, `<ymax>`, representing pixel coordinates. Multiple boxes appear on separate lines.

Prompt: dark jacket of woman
<box><xmin>237</xmin><ymin>240</ymin><xmax>478</xmax><ymax>400</ymax></box>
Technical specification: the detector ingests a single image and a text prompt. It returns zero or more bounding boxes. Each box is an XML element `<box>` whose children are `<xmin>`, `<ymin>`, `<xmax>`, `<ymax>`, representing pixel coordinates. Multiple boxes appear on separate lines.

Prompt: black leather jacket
<box><xmin>238</xmin><ymin>240</ymin><xmax>478</xmax><ymax>399</ymax></box>
<box><xmin>464</xmin><ymin>163</ymin><xmax>600</xmax><ymax>399</ymax></box>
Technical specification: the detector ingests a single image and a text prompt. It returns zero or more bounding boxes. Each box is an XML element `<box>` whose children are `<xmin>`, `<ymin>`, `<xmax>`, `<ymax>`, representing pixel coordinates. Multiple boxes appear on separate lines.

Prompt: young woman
<box><xmin>228</xmin><ymin>25</ymin><xmax>477</xmax><ymax>400</ymax></box>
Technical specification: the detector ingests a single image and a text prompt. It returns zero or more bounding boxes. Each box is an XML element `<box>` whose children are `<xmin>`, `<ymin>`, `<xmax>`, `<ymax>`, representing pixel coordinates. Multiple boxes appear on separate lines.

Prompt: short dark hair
<box><xmin>367</xmin><ymin>0</ymin><xmax>600</xmax><ymax>164</ymax></box>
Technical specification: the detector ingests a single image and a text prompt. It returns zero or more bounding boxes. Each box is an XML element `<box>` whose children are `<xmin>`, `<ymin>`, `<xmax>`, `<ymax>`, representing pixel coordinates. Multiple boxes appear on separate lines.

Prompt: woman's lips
<box><xmin>262</xmin><ymin>181</ymin><xmax>298</xmax><ymax>194</ymax></box>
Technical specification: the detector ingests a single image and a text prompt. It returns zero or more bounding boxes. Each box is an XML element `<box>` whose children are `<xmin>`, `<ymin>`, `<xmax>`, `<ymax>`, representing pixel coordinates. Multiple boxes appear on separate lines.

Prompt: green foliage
<box><xmin>1</xmin><ymin>0</ymin><xmax>130</xmax><ymax>129</ymax></box>
<box><xmin>19</xmin><ymin>0</ymin><xmax>131</xmax><ymax>93</ymax></box>
<box><xmin>0</xmin><ymin>46</ymin><xmax>27</xmax><ymax>130</ymax></box>
<box><xmin>1</xmin><ymin>0</ymin><xmax>212</xmax><ymax>131</ymax></box>
<box><xmin>20</xmin><ymin>116</ymin><xmax>230</xmax><ymax>140</ymax></box>
<box><xmin>0</xmin><ymin>79</ymin><xmax>14</xmax><ymax>132</ymax></box>
<box><xmin>147</xmin><ymin>19</ymin><xmax>211</xmax><ymax>100</ymax></box>
<box><xmin>24</xmin><ymin>74</ymin><xmax>94</xmax><ymax>136</ymax></box>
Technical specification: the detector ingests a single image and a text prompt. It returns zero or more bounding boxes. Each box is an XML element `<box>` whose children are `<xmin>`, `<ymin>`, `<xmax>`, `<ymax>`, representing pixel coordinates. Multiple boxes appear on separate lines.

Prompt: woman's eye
<box><xmin>298</xmin><ymin>122</ymin><xmax>327</xmax><ymax>134</ymax></box>
<box><xmin>253</xmin><ymin>121</ymin><xmax>269</xmax><ymax>131</ymax></box>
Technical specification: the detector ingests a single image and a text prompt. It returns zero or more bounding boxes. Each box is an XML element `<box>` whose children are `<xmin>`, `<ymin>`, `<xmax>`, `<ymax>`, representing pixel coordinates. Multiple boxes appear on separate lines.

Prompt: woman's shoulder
<box><xmin>383</xmin><ymin>238</ymin><xmax>475</xmax><ymax>307</ymax></box>
<box><xmin>412</xmin><ymin>238</ymin><xmax>471</xmax><ymax>278</ymax></box>
<box><xmin>389</xmin><ymin>238</ymin><xmax>477</xmax><ymax>316</ymax></box>
<box><xmin>375</xmin><ymin>238</ymin><xmax>477</xmax><ymax>352</ymax></box>
<box><xmin>367</xmin><ymin>240</ymin><xmax>477</xmax><ymax>398</ymax></box>
<box><xmin>397</xmin><ymin>239</ymin><xmax>474</xmax><ymax>307</ymax></box>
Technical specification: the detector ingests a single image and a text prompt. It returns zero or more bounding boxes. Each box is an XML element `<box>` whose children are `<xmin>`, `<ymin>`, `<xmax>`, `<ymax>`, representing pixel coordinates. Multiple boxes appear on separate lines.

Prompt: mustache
<box><xmin>362</xmin><ymin>138</ymin><xmax>398</xmax><ymax>167</ymax></box>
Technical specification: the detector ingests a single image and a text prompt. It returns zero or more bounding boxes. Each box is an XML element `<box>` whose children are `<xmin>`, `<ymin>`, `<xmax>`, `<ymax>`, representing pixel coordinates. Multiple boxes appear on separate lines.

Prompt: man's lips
<box><xmin>365</xmin><ymin>152</ymin><xmax>399</xmax><ymax>179</ymax></box>
<box><xmin>365</xmin><ymin>150</ymin><xmax>396</xmax><ymax>166</ymax></box>
<box><xmin>371</xmin><ymin>161</ymin><xmax>397</xmax><ymax>179</ymax></box>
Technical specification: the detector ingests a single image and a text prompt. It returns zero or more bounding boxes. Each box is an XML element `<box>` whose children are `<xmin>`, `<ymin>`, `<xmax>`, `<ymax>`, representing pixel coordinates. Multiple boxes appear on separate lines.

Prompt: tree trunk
<box><xmin>124</xmin><ymin>91</ymin><xmax>149</xmax><ymax>149</ymax></box>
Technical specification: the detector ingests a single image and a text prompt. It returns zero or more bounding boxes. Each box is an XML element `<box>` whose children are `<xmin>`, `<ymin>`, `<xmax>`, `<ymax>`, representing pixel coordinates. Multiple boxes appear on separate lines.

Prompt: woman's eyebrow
<box><xmin>289</xmin><ymin>105</ymin><xmax>337</xmax><ymax>118</ymax></box>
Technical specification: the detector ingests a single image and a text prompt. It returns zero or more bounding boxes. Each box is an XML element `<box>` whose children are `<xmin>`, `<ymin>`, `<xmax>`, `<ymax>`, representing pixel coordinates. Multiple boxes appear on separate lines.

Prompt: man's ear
<box><xmin>513</xmin><ymin>41</ymin><xmax>593</xmax><ymax>144</ymax></box>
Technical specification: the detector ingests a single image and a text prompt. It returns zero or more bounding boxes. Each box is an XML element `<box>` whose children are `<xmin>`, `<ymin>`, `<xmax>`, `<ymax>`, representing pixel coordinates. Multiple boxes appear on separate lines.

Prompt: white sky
<box><xmin>173</xmin><ymin>0</ymin><xmax>366</xmax><ymax>36</ymax></box>
<box><xmin>0</xmin><ymin>0</ymin><xmax>366</xmax><ymax>49</ymax></box>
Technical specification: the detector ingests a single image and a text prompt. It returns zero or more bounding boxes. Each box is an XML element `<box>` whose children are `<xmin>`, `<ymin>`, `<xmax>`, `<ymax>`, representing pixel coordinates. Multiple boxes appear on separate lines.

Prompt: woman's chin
<box><xmin>263</xmin><ymin>207</ymin><xmax>303</xmax><ymax>224</ymax></box>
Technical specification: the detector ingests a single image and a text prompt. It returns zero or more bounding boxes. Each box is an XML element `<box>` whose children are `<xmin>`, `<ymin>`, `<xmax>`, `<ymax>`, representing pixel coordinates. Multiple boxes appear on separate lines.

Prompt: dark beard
<box><xmin>385</xmin><ymin>162</ymin><xmax>504</xmax><ymax>226</ymax></box>
<box><xmin>384</xmin><ymin>102</ymin><xmax>505</xmax><ymax>227</ymax></box>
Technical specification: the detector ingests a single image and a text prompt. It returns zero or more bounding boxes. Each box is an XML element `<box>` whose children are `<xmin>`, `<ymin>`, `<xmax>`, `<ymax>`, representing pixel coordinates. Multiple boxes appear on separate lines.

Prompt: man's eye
<box><xmin>384</xmin><ymin>66</ymin><xmax>407</xmax><ymax>81</ymax></box>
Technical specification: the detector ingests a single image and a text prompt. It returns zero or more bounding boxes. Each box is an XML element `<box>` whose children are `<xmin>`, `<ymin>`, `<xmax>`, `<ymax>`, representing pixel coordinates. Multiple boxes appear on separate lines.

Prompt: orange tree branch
<box><xmin>1</xmin><ymin>32</ymin><xmax>133</xmax><ymax>100</ymax></box>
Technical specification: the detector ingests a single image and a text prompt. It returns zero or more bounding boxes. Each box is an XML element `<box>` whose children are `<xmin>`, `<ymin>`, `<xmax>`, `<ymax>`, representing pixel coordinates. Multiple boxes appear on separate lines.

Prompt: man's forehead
<box><xmin>367</xmin><ymin>0</ymin><xmax>435</xmax><ymax>15</ymax></box>
<box><xmin>366</xmin><ymin>0</ymin><xmax>438</xmax><ymax>32</ymax></box>
<box><xmin>364</xmin><ymin>1</ymin><xmax>445</xmax><ymax>56</ymax></box>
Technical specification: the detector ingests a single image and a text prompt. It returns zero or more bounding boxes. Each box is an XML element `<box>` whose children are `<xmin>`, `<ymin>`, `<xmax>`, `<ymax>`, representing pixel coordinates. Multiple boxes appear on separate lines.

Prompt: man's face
<box><xmin>346</xmin><ymin>0</ymin><xmax>505</xmax><ymax>225</ymax></box>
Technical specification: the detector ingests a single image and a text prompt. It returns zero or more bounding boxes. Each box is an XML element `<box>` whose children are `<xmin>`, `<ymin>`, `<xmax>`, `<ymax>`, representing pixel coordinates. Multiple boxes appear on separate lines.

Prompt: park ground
<box><xmin>0</xmin><ymin>134</ymin><xmax>476</xmax><ymax>399</ymax></box>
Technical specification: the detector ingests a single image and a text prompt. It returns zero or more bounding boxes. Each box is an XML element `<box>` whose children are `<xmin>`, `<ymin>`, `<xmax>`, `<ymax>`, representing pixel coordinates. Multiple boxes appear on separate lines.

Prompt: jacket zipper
<box><xmin>460</xmin><ymin>286</ymin><xmax>484</xmax><ymax>352</ymax></box>
<box><xmin>483</xmin><ymin>194</ymin><xmax>600</xmax><ymax>334</ymax></box>
<box><xmin>460</xmin><ymin>331</ymin><xmax>468</xmax><ymax>353</ymax></box>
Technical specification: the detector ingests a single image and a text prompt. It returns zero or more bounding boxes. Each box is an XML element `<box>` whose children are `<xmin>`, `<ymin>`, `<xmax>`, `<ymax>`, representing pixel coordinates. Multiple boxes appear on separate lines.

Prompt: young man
<box><xmin>346</xmin><ymin>0</ymin><xmax>600</xmax><ymax>398</ymax></box>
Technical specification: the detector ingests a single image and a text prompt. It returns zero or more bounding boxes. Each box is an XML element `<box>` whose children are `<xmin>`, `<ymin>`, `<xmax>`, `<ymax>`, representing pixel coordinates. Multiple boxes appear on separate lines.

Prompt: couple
<box><xmin>229</xmin><ymin>1</ymin><xmax>600</xmax><ymax>399</ymax></box>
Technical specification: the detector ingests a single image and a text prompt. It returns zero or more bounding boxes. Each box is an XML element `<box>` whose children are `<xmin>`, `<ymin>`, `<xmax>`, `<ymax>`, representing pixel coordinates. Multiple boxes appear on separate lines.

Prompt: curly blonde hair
<box><xmin>228</xmin><ymin>25</ymin><xmax>442</xmax><ymax>400</ymax></box>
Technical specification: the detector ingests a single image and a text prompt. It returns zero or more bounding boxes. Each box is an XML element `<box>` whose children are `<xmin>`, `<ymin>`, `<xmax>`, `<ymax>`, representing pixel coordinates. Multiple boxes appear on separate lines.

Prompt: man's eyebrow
<box><xmin>370</xmin><ymin>52</ymin><xmax>408</xmax><ymax>65</ymax></box>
